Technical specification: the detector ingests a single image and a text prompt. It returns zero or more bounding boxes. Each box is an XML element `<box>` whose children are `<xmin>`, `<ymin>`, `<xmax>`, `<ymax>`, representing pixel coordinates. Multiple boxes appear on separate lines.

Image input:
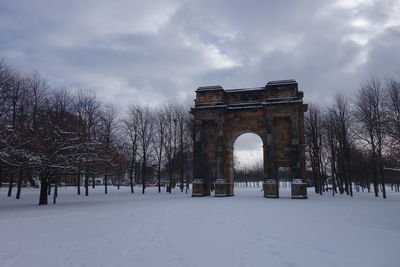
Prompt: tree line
<box><xmin>1</xmin><ymin>59</ymin><xmax>399</xmax><ymax>204</ymax></box>
<box><xmin>0</xmin><ymin>59</ymin><xmax>193</xmax><ymax>205</ymax></box>
<box><xmin>305</xmin><ymin>76</ymin><xmax>400</xmax><ymax>198</ymax></box>
<box><xmin>233</xmin><ymin>161</ymin><xmax>263</xmax><ymax>188</ymax></box>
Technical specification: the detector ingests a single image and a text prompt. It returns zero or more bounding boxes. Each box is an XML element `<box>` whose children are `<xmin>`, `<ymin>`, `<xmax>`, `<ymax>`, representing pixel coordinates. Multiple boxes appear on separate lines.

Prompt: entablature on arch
<box><xmin>192</xmin><ymin>79</ymin><xmax>307</xmax><ymax>112</ymax></box>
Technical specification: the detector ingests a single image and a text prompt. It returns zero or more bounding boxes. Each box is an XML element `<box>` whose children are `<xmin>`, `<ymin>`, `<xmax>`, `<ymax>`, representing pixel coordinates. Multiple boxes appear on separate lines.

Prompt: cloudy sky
<box><xmin>1</xmin><ymin>0</ymin><xmax>399</xmax><ymax>167</ymax></box>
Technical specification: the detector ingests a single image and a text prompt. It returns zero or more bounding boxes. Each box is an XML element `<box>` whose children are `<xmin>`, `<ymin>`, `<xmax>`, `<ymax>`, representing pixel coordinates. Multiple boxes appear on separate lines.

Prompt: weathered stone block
<box><xmin>291</xmin><ymin>179</ymin><xmax>307</xmax><ymax>199</ymax></box>
<box><xmin>214</xmin><ymin>179</ymin><xmax>234</xmax><ymax>197</ymax></box>
<box><xmin>264</xmin><ymin>179</ymin><xmax>279</xmax><ymax>198</ymax></box>
<box><xmin>192</xmin><ymin>179</ymin><xmax>210</xmax><ymax>197</ymax></box>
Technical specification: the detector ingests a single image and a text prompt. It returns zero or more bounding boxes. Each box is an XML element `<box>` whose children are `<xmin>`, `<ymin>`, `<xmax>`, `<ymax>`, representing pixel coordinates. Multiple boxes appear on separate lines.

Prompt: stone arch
<box><xmin>191</xmin><ymin>80</ymin><xmax>308</xmax><ymax>198</ymax></box>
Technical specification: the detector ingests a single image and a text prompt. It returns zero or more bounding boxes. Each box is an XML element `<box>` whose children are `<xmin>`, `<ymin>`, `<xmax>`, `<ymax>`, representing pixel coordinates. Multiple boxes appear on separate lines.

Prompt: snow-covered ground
<box><xmin>0</xmin><ymin>186</ymin><xmax>399</xmax><ymax>267</ymax></box>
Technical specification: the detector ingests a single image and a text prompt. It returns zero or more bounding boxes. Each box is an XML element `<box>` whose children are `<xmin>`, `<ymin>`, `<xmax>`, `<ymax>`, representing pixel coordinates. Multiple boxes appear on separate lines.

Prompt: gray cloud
<box><xmin>1</xmin><ymin>0</ymin><xmax>399</xmax><ymax>165</ymax></box>
<box><xmin>1</xmin><ymin>0</ymin><xmax>399</xmax><ymax>107</ymax></box>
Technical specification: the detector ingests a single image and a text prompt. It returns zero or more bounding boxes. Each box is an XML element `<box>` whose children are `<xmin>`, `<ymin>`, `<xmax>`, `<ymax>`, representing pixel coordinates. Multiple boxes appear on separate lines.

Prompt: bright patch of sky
<box><xmin>234</xmin><ymin>133</ymin><xmax>263</xmax><ymax>169</ymax></box>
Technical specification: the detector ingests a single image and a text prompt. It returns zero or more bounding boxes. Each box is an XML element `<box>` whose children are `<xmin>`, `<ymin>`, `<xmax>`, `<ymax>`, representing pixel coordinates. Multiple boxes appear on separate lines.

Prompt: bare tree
<box><xmin>305</xmin><ymin>104</ymin><xmax>325</xmax><ymax>194</ymax></box>
<box><xmin>99</xmin><ymin>104</ymin><xmax>119</xmax><ymax>194</ymax></box>
<box><xmin>385</xmin><ymin>76</ymin><xmax>400</xmax><ymax>147</ymax></box>
<box><xmin>123</xmin><ymin>104</ymin><xmax>141</xmax><ymax>193</ymax></box>
<box><xmin>75</xmin><ymin>89</ymin><xmax>101</xmax><ymax>195</ymax></box>
<box><xmin>183</xmin><ymin>105</ymin><xmax>194</xmax><ymax>193</ymax></box>
<box><xmin>163</xmin><ymin>105</ymin><xmax>179</xmax><ymax>193</ymax></box>
<box><xmin>133</xmin><ymin>104</ymin><xmax>154</xmax><ymax>194</ymax></box>
<box><xmin>175</xmin><ymin>106</ymin><xmax>187</xmax><ymax>192</ymax></box>
<box><xmin>330</xmin><ymin>93</ymin><xmax>354</xmax><ymax>196</ymax></box>
<box><xmin>355</xmin><ymin>77</ymin><xmax>387</xmax><ymax>198</ymax></box>
<box><xmin>0</xmin><ymin>59</ymin><xmax>15</xmax><ymax>119</ymax></box>
<box><xmin>324</xmin><ymin>110</ymin><xmax>339</xmax><ymax>195</ymax></box>
<box><xmin>153</xmin><ymin>106</ymin><xmax>167</xmax><ymax>193</ymax></box>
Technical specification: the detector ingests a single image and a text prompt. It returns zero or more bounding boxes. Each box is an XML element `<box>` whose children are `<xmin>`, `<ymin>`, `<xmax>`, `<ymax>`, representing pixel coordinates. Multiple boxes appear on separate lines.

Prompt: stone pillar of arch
<box><xmin>192</xmin><ymin>120</ymin><xmax>211</xmax><ymax>196</ymax></box>
<box><xmin>290</xmin><ymin>115</ymin><xmax>300</xmax><ymax>180</ymax></box>
<box><xmin>215</xmin><ymin>119</ymin><xmax>234</xmax><ymax>196</ymax></box>
<box><xmin>290</xmin><ymin>110</ymin><xmax>308</xmax><ymax>199</ymax></box>
<box><xmin>263</xmin><ymin>114</ymin><xmax>279</xmax><ymax>198</ymax></box>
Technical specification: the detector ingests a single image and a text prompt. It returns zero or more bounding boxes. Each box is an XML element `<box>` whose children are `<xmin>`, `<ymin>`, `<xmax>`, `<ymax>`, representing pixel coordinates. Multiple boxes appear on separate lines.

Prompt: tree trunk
<box><xmin>331</xmin><ymin>155</ymin><xmax>336</xmax><ymax>196</ymax></box>
<box><xmin>92</xmin><ymin>177</ymin><xmax>95</xmax><ymax>188</ymax></box>
<box><xmin>349</xmin><ymin>179</ymin><xmax>353</xmax><ymax>196</ymax></box>
<box><xmin>332</xmin><ymin>177</ymin><xmax>336</xmax><ymax>197</ymax></box>
<box><xmin>364</xmin><ymin>174</ymin><xmax>370</xmax><ymax>193</ymax></box>
<box><xmin>53</xmin><ymin>176</ymin><xmax>58</xmax><ymax>204</ymax></box>
<box><xmin>48</xmin><ymin>183</ymin><xmax>52</xmax><ymax>195</ymax></box>
<box><xmin>157</xmin><ymin>133</ymin><xmax>163</xmax><ymax>193</ymax></box>
<box><xmin>39</xmin><ymin>178</ymin><xmax>48</xmax><ymax>205</ymax></box>
<box><xmin>343</xmin><ymin>158</ymin><xmax>349</xmax><ymax>196</ymax></box>
<box><xmin>157</xmin><ymin>165</ymin><xmax>161</xmax><ymax>193</ymax></box>
<box><xmin>180</xmin><ymin>126</ymin><xmax>184</xmax><ymax>192</ymax></box>
<box><xmin>77</xmin><ymin>173</ymin><xmax>81</xmax><ymax>195</ymax></box>
<box><xmin>105</xmin><ymin>175</ymin><xmax>108</xmax><ymax>194</ymax></box>
<box><xmin>318</xmin><ymin>168</ymin><xmax>323</xmax><ymax>195</ymax></box>
<box><xmin>346</xmin><ymin>146</ymin><xmax>353</xmax><ymax>197</ymax></box>
<box><xmin>16</xmin><ymin>170</ymin><xmax>23</xmax><ymax>199</ymax></box>
<box><xmin>337</xmin><ymin>177</ymin><xmax>344</xmax><ymax>194</ymax></box>
<box><xmin>142</xmin><ymin>161</ymin><xmax>146</xmax><ymax>194</ymax></box>
<box><xmin>167</xmin><ymin>168</ymin><xmax>172</xmax><ymax>193</ymax></box>
<box><xmin>372</xmin><ymin>147</ymin><xmax>379</xmax><ymax>197</ymax></box>
<box><xmin>130</xmin><ymin>177</ymin><xmax>134</xmax><ymax>194</ymax></box>
<box><xmin>136</xmin><ymin>162</ymin><xmax>141</xmax><ymax>185</ymax></box>
<box><xmin>7</xmin><ymin>174</ymin><xmax>14</xmax><ymax>197</ymax></box>
<box><xmin>313</xmin><ymin>176</ymin><xmax>319</xmax><ymax>194</ymax></box>
<box><xmin>85</xmin><ymin>173</ymin><xmax>89</xmax><ymax>196</ymax></box>
<box><xmin>186</xmin><ymin>173</ymin><xmax>189</xmax><ymax>194</ymax></box>
<box><xmin>27</xmin><ymin>175</ymin><xmax>36</xmax><ymax>187</ymax></box>
<box><xmin>379</xmin><ymin>155</ymin><xmax>387</xmax><ymax>199</ymax></box>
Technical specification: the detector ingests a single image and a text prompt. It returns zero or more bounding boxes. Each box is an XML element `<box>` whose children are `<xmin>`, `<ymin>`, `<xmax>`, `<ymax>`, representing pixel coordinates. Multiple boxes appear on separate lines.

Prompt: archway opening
<box><xmin>233</xmin><ymin>133</ymin><xmax>264</xmax><ymax>193</ymax></box>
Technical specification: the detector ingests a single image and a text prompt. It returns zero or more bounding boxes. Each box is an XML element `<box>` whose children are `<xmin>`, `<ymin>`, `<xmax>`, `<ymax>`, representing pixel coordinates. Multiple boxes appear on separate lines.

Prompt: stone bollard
<box><xmin>214</xmin><ymin>179</ymin><xmax>234</xmax><ymax>197</ymax></box>
<box><xmin>192</xmin><ymin>179</ymin><xmax>209</xmax><ymax>197</ymax></box>
<box><xmin>263</xmin><ymin>179</ymin><xmax>279</xmax><ymax>198</ymax></box>
<box><xmin>291</xmin><ymin>179</ymin><xmax>307</xmax><ymax>199</ymax></box>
